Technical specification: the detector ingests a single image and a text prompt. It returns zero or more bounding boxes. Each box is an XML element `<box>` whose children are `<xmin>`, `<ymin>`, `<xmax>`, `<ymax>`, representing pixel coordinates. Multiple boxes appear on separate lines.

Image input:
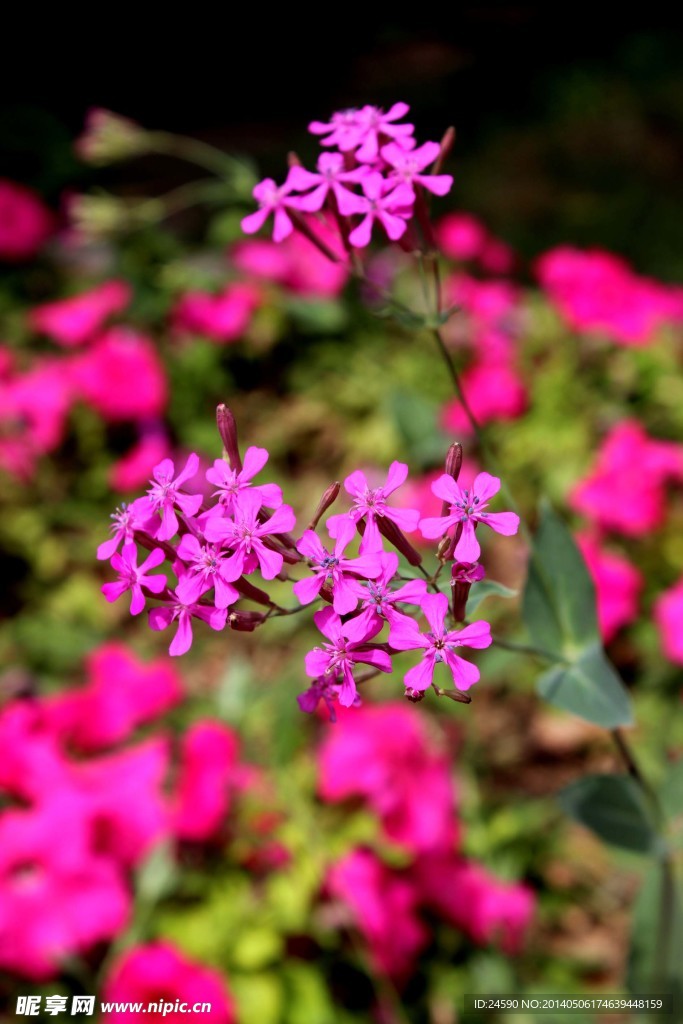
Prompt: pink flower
<box><xmin>440</xmin><ymin>360</ymin><xmax>527</xmax><ymax>434</ymax></box>
<box><xmin>388</xmin><ymin>592</ymin><xmax>492</xmax><ymax>695</ymax></box>
<box><xmin>347</xmin><ymin>173</ymin><xmax>414</xmax><ymax>248</ymax></box>
<box><xmin>536</xmin><ymin>246</ymin><xmax>683</xmax><ymax>346</ymax></box>
<box><xmin>327</xmin><ymin>850</ymin><xmax>428</xmax><ymax>978</ymax></box>
<box><xmin>45</xmin><ymin>643</ymin><xmax>182</xmax><ymax>752</ymax></box>
<box><xmin>435</xmin><ymin>213</ymin><xmax>488</xmax><ymax>262</ymax></box>
<box><xmin>140</xmin><ymin>453</ymin><xmax>204</xmax><ymax>541</ymax></box>
<box><xmin>70</xmin><ymin>327</ymin><xmax>168</xmax><ymax>421</ymax></box>
<box><xmin>417</xmin><ymin>854</ymin><xmax>535</xmax><ymax>954</ymax></box>
<box><xmin>205</xmin><ymin>446</ymin><xmax>282</xmax><ymax>512</ymax></box>
<box><xmin>149</xmin><ymin>598</ymin><xmax>227</xmax><ymax>656</ymax></box>
<box><xmin>97</xmin><ymin>500</ymin><xmax>158</xmax><ymax>561</ymax></box>
<box><xmin>175</xmin><ymin>534</ymin><xmax>240</xmax><ymax>609</ymax></box>
<box><xmin>382</xmin><ymin>140</ymin><xmax>453</xmax><ymax>197</ymax></box>
<box><xmin>569</xmin><ymin>420</ymin><xmax>683</xmax><ymax>536</ymax></box>
<box><xmin>294</xmin><ymin>518</ymin><xmax>383</xmax><ymax>614</ymax></box>
<box><xmin>286</xmin><ymin>152</ymin><xmax>369</xmax><ymax>214</ymax></box>
<box><xmin>101</xmin><ymin>542</ymin><xmax>167</xmax><ymax>614</ymax></box>
<box><xmin>305</xmin><ymin>606</ymin><xmax>391</xmax><ymax>708</ymax></box>
<box><xmin>0</xmin><ymin>799</ymin><xmax>130</xmax><ymax>979</ymax></box>
<box><xmin>203</xmin><ymin>490</ymin><xmax>296</xmax><ymax>580</ymax></box>
<box><xmin>233</xmin><ymin>221</ymin><xmax>349</xmax><ymax>297</ymax></box>
<box><xmin>241</xmin><ymin>172</ymin><xmax>319</xmax><ymax>243</ymax></box>
<box><xmin>419</xmin><ymin>472</ymin><xmax>519</xmax><ymax>561</ymax></box>
<box><xmin>576</xmin><ymin>534</ymin><xmax>643</xmax><ymax>642</ymax></box>
<box><xmin>173</xmin><ymin>282</ymin><xmax>260</xmax><ymax>343</ymax></box>
<box><xmin>0</xmin><ymin>179</ymin><xmax>54</xmax><ymax>261</ymax></box>
<box><xmin>654</xmin><ymin>577</ymin><xmax>683</xmax><ymax>665</ymax></box>
<box><xmin>0</xmin><ymin>701</ymin><xmax>72</xmax><ymax>802</ymax></box>
<box><xmin>101</xmin><ymin>942</ymin><xmax>235</xmax><ymax>1023</ymax></box>
<box><xmin>310</xmin><ymin>103</ymin><xmax>414</xmax><ymax>163</ymax></box>
<box><xmin>172</xmin><ymin>721</ymin><xmax>240</xmax><ymax>842</ymax></box>
<box><xmin>347</xmin><ymin>551</ymin><xmax>428</xmax><ymax>635</ymax></box>
<box><xmin>318</xmin><ymin>703</ymin><xmax>457</xmax><ymax>854</ymax></box>
<box><xmin>327</xmin><ymin>461</ymin><xmax>421</xmax><ymax>553</ymax></box>
<box><xmin>29</xmin><ymin>280</ymin><xmax>131</xmax><ymax>347</ymax></box>
<box><xmin>0</xmin><ymin>358</ymin><xmax>73</xmax><ymax>478</ymax></box>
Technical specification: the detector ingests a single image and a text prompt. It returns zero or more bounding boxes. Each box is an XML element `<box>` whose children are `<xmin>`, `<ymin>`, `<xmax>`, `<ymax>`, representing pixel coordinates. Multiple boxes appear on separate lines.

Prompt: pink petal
<box><xmin>472</xmin><ymin>471</ymin><xmax>501</xmax><ymax>504</ymax></box>
<box><xmin>273</xmin><ymin>207</ymin><xmax>293</xmax><ymax>243</ymax></box>
<box><xmin>241</xmin><ymin>208</ymin><xmax>270</xmax><ymax>235</ymax></box>
<box><xmin>403</xmin><ymin>655</ymin><xmax>435</xmax><ymax>692</ymax></box>
<box><xmin>421</xmin><ymin>592</ymin><xmax>448</xmax><ymax>635</ymax></box>
<box><xmin>384</xmin><ymin>461</ymin><xmax>409</xmax><ymax>494</ymax></box>
<box><xmin>305</xmin><ymin>649</ymin><xmax>331</xmax><ymax>678</ymax></box>
<box><xmin>449</xmin><ymin>620</ymin><xmax>492</xmax><ymax>650</ymax></box>
<box><xmin>293</xmin><ymin>574</ymin><xmax>325</xmax><ymax>606</ymax></box>
<box><xmin>481</xmin><ymin>511</ymin><xmax>520</xmax><ymax>537</ymax></box>
<box><xmin>169</xmin><ymin>613</ymin><xmax>193</xmax><ymax>656</ymax></box>
<box><xmin>296</xmin><ymin>529</ymin><xmax>326</xmax><ymax>561</ymax></box>
<box><xmin>313</xmin><ymin>605</ymin><xmax>340</xmax><ymax>642</ymax></box>
<box><xmin>443</xmin><ymin>651</ymin><xmax>480</xmax><ymax>690</ymax></box>
<box><xmin>419</xmin><ymin>514</ymin><xmax>455</xmax><ymax>539</ymax></box>
<box><xmin>241</xmin><ymin>446</ymin><xmax>270</xmax><ymax>480</ymax></box>
<box><xmin>431</xmin><ymin>474</ymin><xmax>463</xmax><ymax>504</ymax></box>
<box><xmin>454</xmin><ymin>519</ymin><xmax>481</xmax><ymax>562</ymax></box>
<box><xmin>332</xmin><ymin>577</ymin><xmax>359</xmax><ymax>615</ymax></box>
<box><xmin>255</xmin><ymin>543</ymin><xmax>284</xmax><ymax>580</ymax></box>
<box><xmin>348</xmin><ymin>214</ymin><xmax>374</xmax><ymax>249</ymax></box>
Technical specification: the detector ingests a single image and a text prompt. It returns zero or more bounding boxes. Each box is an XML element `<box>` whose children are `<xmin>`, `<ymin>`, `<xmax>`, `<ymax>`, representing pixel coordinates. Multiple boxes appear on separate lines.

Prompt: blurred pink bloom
<box><xmin>172</xmin><ymin>721</ymin><xmax>240</xmax><ymax>842</ymax></box>
<box><xmin>654</xmin><ymin>577</ymin><xmax>683</xmax><ymax>665</ymax></box>
<box><xmin>0</xmin><ymin>799</ymin><xmax>130</xmax><ymax>979</ymax></box>
<box><xmin>102</xmin><ymin>942</ymin><xmax>235</xmax><ymax>1023</ymax></box>
<box><xmin>0</xmin><ymin>701</ymin><xmax>72</xmax><ymax>801</ymax></box>
<box><xmin>318</xmin><ymin>703</ymin><xmax>458</xmax><ymax>854</ymax></box>
<box><xmin>382</xmin><ymin>140</ymin><xmax>453</xmax><ymax>197</ymax></box>
<box><xmin>570</xmin><ymin>420</ymin><xmax>683</xmax><ymax>536</ymax></box>
<box><xmin>233</xmin><ymin>221</ymin><xmax>349</xmax><ymax>297</ymax></box>
<box><xmin>0</xmin><ymin>358</ymin><xmax>73</xmax><ymax>479</ymax></box>
<box><xmin>70</xmin><ymin>327</ymin><xmax>167</xmax><ymax>422</ymax></box>
<box><xmin>536</xmin><ymin>246</ymin><xmax>683</xmax><ymax>345</ymax></box>
<box><xmin>173</xmin><ymin>282</ymin><xmax>261</xmax><ymax>343</ymax></box>
<box><xmin>0</xmin><ymin>179</ymin><xmax>54</xmax><ymax>261</ymax></box>
<box><xmin>417</xmin><ymin>854</ymin><xmax>535</xmax><ymax>954</ymax></box>
<box><xmin>29</xmin><ymin>280</ymin><xmax>131</xmax><ymax>347</ymax></box>
<box><xmin>109</xmin><ymin>431</ymin><xmax>171</xmax><ymax>493</ymax></box>
<box><xmin>327</xmin><ymin>849</ymin><xmax>428</xmax><ymax>979</ymax></box>
<box><xmin>576</xmin><ymin>534</ymin><xmax>643</xmax><ymax>642</ymax></box>
<box><xmin>435</xmin><ymin>213</ymin><xmax>488</xmax><ymax>262</ymax></box>
<box><xmin>440</xmin><ymin>360</ymin><xmax>527</xmax><ymax>435</ymax></box>
<box><xmin>309</xmin><ymin>103</ymin><xmax>414</xmax><ymax>163</ymax></box>
<box><xmin>45</xmin><ymin>643</ymin><xmax>182</xmax><ymax>752</ymax></box>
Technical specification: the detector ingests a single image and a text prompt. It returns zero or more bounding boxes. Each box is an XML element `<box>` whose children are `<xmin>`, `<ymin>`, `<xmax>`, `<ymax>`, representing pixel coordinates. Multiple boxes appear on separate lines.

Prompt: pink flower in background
<box><xmin>327</xmin><ymin>849</ymin><xmax>428</xmax><ymax>979</ymax></box>
<box><xmin>172</xmin><ymin>721</ymin><xmax>240</xmax><ymax>842</ymax></box>
<box><xmin>436</xmin><ymin>213</ymin><xmax>488</xmax><ymax>262</ymax></box>
<box><xmin>173</xmin><ymin>282</ymin><xmax>260</xmax><ymax>343</ymax></box>
<box><xmin>233</xmin><ymin>222</ymin><xmax>349</xmax><ymax>297</ymax></box>
<box><xmin>318</xmin><ymin>703</ymin><xmax>457</xmax><ymax>854</ymax></box>
<box><xmin>45</xmin><ymin>643</ymin><xmax>182</xmax><ymax>752</ymax></box>
<box><xmin>0</xmin><ymin>358</ymin><xmax>73</xmax><ymax>478</ymax></box>
<box><xmin>102</xmin><ymin>942</ymin><xmax>235</xmax><ymax>1023</ymax></box>
<box><xmin>0</xmin><ymin>702</ymin><xmax>72</xmax><ymax>802</ymax></box>
<box><xmin>109</xmin><ymin>431</ymin><xmax>171</xmax><ymax>493</ymax></box>
<box><xmin>440</xmin><ymin>360</ymin><xmax>527</xmax><ymax>434</ymax></box>
<box><xmin>570</xmin><ymin>420</ymin><xmax>683</xmax><ymax>536</ymax></box>
<box><xmin>0</xmin><ymin>799</ymin><xmax>130</xmax><ymax>979</ymax></box>
<box><xmin>389</xmin><ymin>592</ymin><xmax>492</xmax><ymax>694</ymax></box>
<box><xmin>536</xmin><ymin>246</ymin><xmax>683</xmax><ymax>345</ymax></box>
<box><xmin>70</xmin><ymin>327</ymin><xmax>168</xmax><ymax>422</ymax></box>
<box><xmin>420</xmin><ymin>472</ymin><xmax>519</xmax><ymax>561</ymax></box>
<box><xmin>654</xmin><ymin>577</ymin><xmax>683</xmax><ymax>664</ymax></box>
<box><xmin>29</xmin><ymin>280</ymin><xmax>131</xmax><ymax>346</ymax></box>
<box><xmin>0</xmin><ymin>179</ymin><xmax>54</xmax><ymax>261</ymax></box>
<box><xmin>417</xmin><ymin>855</ymin><xmax>535</xmax><ymax>954</ymax></box>
<box><xmin>576</xmin><ymin>534</ymin><xmax>643</xmax><ymax>642</ymax></box>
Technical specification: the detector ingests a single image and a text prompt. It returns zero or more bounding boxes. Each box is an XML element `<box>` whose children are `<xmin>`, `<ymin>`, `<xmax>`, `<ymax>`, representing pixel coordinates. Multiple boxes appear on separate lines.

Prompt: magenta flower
<box><xmin>203</xmin><ymin>490</ymin><xmax>296</xmax><ymax>580</ymax></box>
<box><xmin>308</xmin><ymin>108</ymin><xmax>365</xmax><ymax>151</ymax></box>
<box><xmin>328</xmin><ymin>461</ymin><xmax>421</xmax><ymax>552</ymax></box>
<box><xmin>142</xmin><ymin>453</ymin><xmax>203</xmax><ymax>541</ymax></box>
<box><xmin>577</xmin><ymin>533</ymin><xmax>643</xmax><ymax>643</ymax></box>
<box><xmin>149</xmin><ymin>598</ymin><xmax>227</xmax><ymax>656</ymax></box>
<box><xmin>297</xmin><ymin>674</ymin><xmax>359</xmax><ymax>722</ymax></box>
<box><xmin>171</xmin><ymin>721</ymin><xmax>240</xmax><ymax>842</ymax></box>
<box><xmin>29</xmin><ymin>280</ymin><xmax>131</xmax><ymax>347</ymax></box>
<box><xmin>348</xmin><ymin>551</ymin><xmax>428</xmax><ymax>633</ymax></box>
<box><xmin>286</xmin><ymin>153</ymin><xmax>369</xmax><ymax>215</ymax></box>
<box><xmin>294</xmin><ymin>518</ymin><xmax>383</xmax><ymax>614</ymax></box>
<box><xmin>310</xmin><ymin>103</ymin><xmax>415</xmax><ymax>164</ymax></box>
<box><xmin>175</xmin><ymin>534</ymin><xmax>240</xmax><ymax>609</ymax></box>
<box><xmin>0</xmin><ymin>179</ymin><xmax>54</xmax><ymax>262</ymax></box>
<box><xmin>69</xmin><ymin>327</ymin><xmax>168</xmax><ymax>423</ymax></box>
<box><xmin>101</xmin><ymin>543</ymin><xmax>167</xmax><ymax>615</ymax></box>
<box><xmin>382</xmin><ymin>141</ymin><xmax>453</xmax><ymax>198</ymax></box>
<box><xmin>654</xmin><ymin>576</ymin><xmax>683</xmax><ymax>665</ymax></box>
<box><xmin>347</xmin><ymin>173</ymin><xmax>414</xmax><ymax>248</ymax></box>
<box><xmin>419</xmin><ymin>471</ymin><xmax>519</xmax><ymax>561</ymax></box>
<box><xmin>97</xmin><ymin>499</ymin><xmax>155</xmax><ymax>561</ymax></box>
<box><xmin>205</xmin><ymin>446</ymin><xmax>282</xmax><ymax>513</ymax></box>
<box><xmin>241</xmin><ymin>172</ymin><xmax>319</xmax><ymax>243</ymax></box>
<box><xmin>305</xmin><ymin>606</ymin><xmax>391</xmax><ymax>708</ymax></box>
<box><xmin>388</xmin><ymin>592</ymin><xmax>491</xmax><ymax>694</ymax></box>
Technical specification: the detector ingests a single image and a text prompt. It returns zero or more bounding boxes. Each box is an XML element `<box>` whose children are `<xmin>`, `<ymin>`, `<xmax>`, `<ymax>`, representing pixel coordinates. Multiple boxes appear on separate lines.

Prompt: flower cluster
<box><xmin>321</xmin><ymin>704</ymin><xmax>535</xmax><ymax>978</ymax></box>
<box><xmin>99</xmin><ymin>408</ymin><xmax>519</xmax><ymax>718</ymax></box>
<box><xmin>242</xmin><ymin>102</ymin><xmax>453</xmax><ymax>249</ymax></box>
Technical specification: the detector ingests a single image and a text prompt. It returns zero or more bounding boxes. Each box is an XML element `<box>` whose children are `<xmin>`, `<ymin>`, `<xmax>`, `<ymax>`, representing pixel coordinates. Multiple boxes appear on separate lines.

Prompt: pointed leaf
<box><xmin>466</xmin><ymin>579</ymin><xmax>517</xmax><ymax>615</ymax></box>
<box><xmin>558</xmin><ymin>774</ymin><xmax>659</xmax><ymax>854</ymax></box>
<box><xmin>537</xmin><ymin>642</ymin><xmax>633</xmax><ymax>728</ymax></box>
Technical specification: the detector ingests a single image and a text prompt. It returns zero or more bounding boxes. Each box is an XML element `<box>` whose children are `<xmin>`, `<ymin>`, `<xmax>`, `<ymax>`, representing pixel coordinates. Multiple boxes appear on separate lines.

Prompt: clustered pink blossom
<box><xmin>576</xmin><ymin>534</ymin><xmax>643</xmax><ymax>643</ymax></box>
<box><xmin>536</xmin><ymin>246</ymin><xmax>683</xmax><ymax>346</ymax></box>
<box><xmin>242</xmin><ymin>103</ymin><xmax>453</xmax><ymax>250</ymax></box>
<box><xmin>0</xmin><ymin>179</ymin><xmax>54</xmax><ymax>261</ymax></box>
<box><xmin>654</xmin><ymin>578</ymin><xmax>683</xmax><ymax>665</ymax></box>
<box><xmin>29</xmin><ymin>280</ymin><xmax>132</xmax><ymax>347</ymax></box>
<box><xmin>99</xmin><ymin>412</ymin><xmax>518</xmax><ymax>717</ymax></box>
<box><xmin>320</xmin><ymin>704</ymin><xmax>535</xmax><ymax>979</ymax></box>
<box><xmin>0</xmin><ymin>645</ymin><xmax>243</xmax><ymax>980</ymax></box>
<box><xmin>435</xmin><ymin>211</ymin><xmax>515</xmax><ymax>274</ymax></box>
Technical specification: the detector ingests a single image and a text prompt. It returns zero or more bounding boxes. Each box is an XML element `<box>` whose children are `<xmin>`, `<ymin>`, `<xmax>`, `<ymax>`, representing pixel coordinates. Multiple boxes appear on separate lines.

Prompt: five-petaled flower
<box><xmin>419</xmin><ymin>472</ymin><xmax>519</xmax><ymax>561</ymax></box>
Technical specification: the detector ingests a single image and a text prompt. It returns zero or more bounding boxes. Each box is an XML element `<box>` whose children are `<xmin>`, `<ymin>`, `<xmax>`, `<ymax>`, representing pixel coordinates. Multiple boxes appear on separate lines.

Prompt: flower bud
<box><xmin>228</xmin><ymin>611</ymin><xmax>267</xmax><ymax>632</ymax></box>
<box><xmin>377</xmin><ymin>516</ymin><xmax>423</xmax><ymax>566</ymax></box>
<box><xmin>216</xmin><ymin>404</ymin><xmax>242</xmax><ymax>471</ymax></box>
<box><xmin>405</xmin><ymin>687</ymin><xmax>425</xmax><ymax>704</ymax></box>
<box><xmin>307</xmin><ymin>482</ymin><xmax>341</xmax><ymax>531</ymax></box>
<box><xmin>75</xmin><ymin>109</ymin><xmax>149</xmax><ymax>166</ymax></box>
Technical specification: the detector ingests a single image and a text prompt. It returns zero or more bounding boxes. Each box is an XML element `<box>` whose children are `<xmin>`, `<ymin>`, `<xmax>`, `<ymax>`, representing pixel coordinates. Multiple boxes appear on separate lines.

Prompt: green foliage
<box><xmin>557</xmin><ymin>775</ymin><xmax>659</xmax><ymax>855</ymax></box>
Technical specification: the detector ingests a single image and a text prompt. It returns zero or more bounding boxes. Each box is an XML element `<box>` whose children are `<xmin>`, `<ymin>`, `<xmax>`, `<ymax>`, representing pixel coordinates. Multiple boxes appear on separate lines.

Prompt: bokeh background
<box><xmin>1</xmin><ymin>13</ymin><xmax>683</xmax><ymax>1024</ymax></box>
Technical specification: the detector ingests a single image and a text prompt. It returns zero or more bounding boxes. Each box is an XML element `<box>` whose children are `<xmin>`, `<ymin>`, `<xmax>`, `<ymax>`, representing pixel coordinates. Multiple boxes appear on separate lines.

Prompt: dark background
<box><xmin>3</xmin><ymin>9</ymin><xmax>683</xmax><ymax>273</ymax></box>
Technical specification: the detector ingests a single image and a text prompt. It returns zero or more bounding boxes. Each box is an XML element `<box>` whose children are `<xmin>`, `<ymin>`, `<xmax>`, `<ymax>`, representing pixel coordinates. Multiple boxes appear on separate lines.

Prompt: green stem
<box><xmin>148</xmin><ymin>131</ymin><xmax>249</xmax><ymax>178</ymax></box>
<box><xmin>492</xmin><ymin>636</ymin><xmax>566</xmax><ymax>663</ymax></box>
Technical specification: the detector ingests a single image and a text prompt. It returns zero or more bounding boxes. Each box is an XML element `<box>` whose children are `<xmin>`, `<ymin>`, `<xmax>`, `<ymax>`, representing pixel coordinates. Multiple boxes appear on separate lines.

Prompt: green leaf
<box><xmin>660</xmin><ymin>759</ymin><xmax>683</xmax><ymax>821</ymax></box>
<box><xmin>628</xmin><ymin>861</ymin><xmax>683</xmax><ymax>998</ymax></box>
<box><xmin>537</xmin><ymin>642</ymin><xmax>633</xmax><ymax>728</ymax></box>
<box><xmin>523</xmin><ymin>501</ymin><xmax>599</xmax><ymax>657</ymax></box>
<box><xmin>466</xmin><ymin>579</ymin><xmax>518</xmax><ymax>615</ymax></box>
<box><xmin>387</xmin><ymin>389</ymin><xmax>450</xmax><ymax>465</ymax></box>
<box><xmin>558</xmin><ymin>774</ymin><xmax>659</xmax><ymax>854</ymax></box>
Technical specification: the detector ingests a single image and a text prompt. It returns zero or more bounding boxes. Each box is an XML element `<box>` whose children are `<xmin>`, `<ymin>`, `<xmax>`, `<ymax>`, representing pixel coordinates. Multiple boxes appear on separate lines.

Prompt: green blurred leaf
<box><xmin>628</xmin><ymin>861</ymin><xmax>683</xmax><ymax>999</ymax></box>
<box><xmin>558</xmin><ymin>774</ymin><xmax>659</xmax><ymax>854</ymax></box>
<box><xmin>523</xmin><ymin>501</ymin><xmax>599</xmax><ymax>656</ymax></box>
<box><xmin>135</xmin><ymin>841</ymin><xmax>178</xmax><ymax>906</ymax></box>
<box><xmin>659</xmin><ymin>759</ymin><xmax>683</xmax><ymax>821</ymax></box>
<box><xmin>466</xmin><ymin>579</ymin><xmax>518</xmax><ymax>615</ymax></box>
<box><xmin>537</xmin><ymin>642</ymin><xmax>633</xmax><ymax>728</ymax></box>
<box><xmin>387</xmin><ymin>389</ymin><xmax>450</xmax><ymax>465</ymax></box>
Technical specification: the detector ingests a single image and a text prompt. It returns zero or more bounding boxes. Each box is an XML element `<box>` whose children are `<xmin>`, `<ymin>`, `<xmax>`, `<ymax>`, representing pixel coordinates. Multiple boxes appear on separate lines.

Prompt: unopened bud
<box><xmin>433</xmin><ymin>126</ymin><xmax>456</xmax><ymax>177</ymax></box>
<box><xmin>444</xmin><ymin>442</ymin><xmax>463</xmax><ymax>481</ymax></box>
<box><xmin>75</xmin><ymin>109</ymin><xmax>149</xmax><ymax>166</ymax></box>
<box><xmin>287</xmin><ymin>151</ymin><xmax>302</xmax><ymax>168</ymax></box>
<box><xmin>307</xmin><ymin>482</ymin><xmax>341</xmax><ymax>531</ymax></box>
<box><xmin>228</xmin><ymin>611</ymin><xmax>267</xmax><ymax>632</ymax></box>
<box><xmin>216</xmin><ymin>404</ymin><xmax>242</xmax><ymax>471</ymax></box>
<box><xmin>377</xmin><ymin>516</ymin><xmax>423</xmax><ymax>566</ymax></box>
<box><xmin>405</xmin><ymin>687</ymin><xmax>425</xmax><ymax>704</ymax></box>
